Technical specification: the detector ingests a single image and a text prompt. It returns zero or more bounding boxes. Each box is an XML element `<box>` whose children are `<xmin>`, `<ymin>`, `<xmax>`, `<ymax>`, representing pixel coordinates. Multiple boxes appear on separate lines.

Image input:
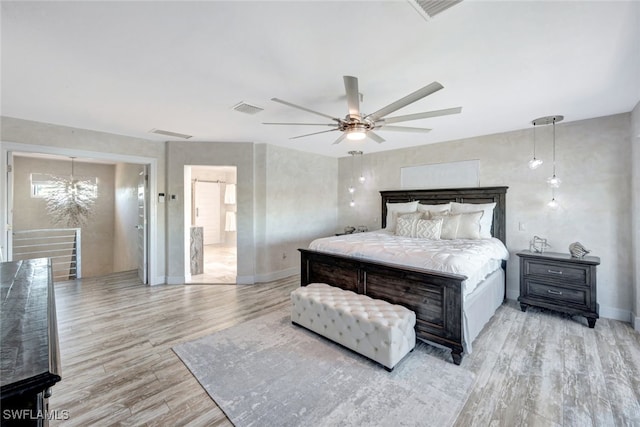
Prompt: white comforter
<box><xmin>309</xmin><ymin>230</ymin><xmax>509</xmax><ymax>297</ymax></box>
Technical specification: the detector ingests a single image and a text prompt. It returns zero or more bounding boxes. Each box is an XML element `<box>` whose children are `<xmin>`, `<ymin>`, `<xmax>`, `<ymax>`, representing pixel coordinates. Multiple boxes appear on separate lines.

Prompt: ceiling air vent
<box><xmin>408</xmin><ymin>0</ymin><xmax>463</xmax><ymax>20</ymax></box>
<box><xmin>149</xmin><ymin>128</ymin><xmax>193</xmax><ymax>139</ymax></box>
<box><xmin>232</xmin><ymin>101</ymin><xmax>264</xmax><ymax>115</ymax></box>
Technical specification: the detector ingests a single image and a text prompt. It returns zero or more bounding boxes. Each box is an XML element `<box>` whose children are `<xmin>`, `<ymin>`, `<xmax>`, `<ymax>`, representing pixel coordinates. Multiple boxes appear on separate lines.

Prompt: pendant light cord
<box><xmin>552</xmin><ymin>118</ymin><xmax>556</xmax><ymax>176</ymax></box>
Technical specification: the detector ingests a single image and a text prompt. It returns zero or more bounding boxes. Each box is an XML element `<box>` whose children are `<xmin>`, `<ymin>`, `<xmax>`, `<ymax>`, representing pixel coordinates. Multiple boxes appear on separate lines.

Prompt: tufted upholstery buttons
<box><xmin>291</xmin><ymin>283</ymin><xmax>416</xmax><ymax>370</ymax></box>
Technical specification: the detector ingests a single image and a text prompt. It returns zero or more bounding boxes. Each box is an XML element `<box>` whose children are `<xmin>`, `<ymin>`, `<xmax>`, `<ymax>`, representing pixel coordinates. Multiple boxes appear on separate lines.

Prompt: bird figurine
<box><xmin>569</xmin><ymin>242</ymin><xmax>590</xmax><ymax>258</ymax></box>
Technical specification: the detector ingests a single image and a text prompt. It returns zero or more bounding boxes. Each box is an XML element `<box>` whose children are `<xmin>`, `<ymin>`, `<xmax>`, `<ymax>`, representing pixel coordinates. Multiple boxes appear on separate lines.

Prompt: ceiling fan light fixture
<box><xmin>346</xmin><ymin>125</ymin><xmax>367</xmax><ymax>141</ymax></box>
<box><xmin>266</xmin><ymin>76</ymin><xmax>461</xmax><ymax>144</ymax></box>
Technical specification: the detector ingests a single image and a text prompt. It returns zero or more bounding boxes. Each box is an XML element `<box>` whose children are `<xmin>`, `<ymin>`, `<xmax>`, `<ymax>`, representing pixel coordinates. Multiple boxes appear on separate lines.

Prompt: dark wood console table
<box><xmin>1</xmin><ymin>258</ymin><xmax>62</xmax><ymax>426</ymax></box>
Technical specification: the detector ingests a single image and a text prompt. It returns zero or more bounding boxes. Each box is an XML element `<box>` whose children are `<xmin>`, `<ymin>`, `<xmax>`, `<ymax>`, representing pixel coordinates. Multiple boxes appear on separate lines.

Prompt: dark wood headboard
<box><xmin>380</xmin><ymin>186</ymin><xmax>508</xmax><ymax>244</ymax></box>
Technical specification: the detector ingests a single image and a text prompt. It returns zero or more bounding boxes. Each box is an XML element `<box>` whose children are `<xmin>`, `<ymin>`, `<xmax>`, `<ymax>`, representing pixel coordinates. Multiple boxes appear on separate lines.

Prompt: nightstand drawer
<box><xmin>525</xmin><ymin>279</ymin><xmax>588</xmax><ymax>306</ymax></box>
<box><xmin>524</xmin><ymin>259</ymin><xmax>588</xmax><ymax>283</ymax></box>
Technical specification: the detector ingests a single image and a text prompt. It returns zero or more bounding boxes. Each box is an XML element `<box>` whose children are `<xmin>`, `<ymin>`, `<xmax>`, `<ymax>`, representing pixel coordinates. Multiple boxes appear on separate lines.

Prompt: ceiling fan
<box><xmin>263</xmin><ymin>76</ymin><xmax>462</xmax><ymax>145</ymax></box>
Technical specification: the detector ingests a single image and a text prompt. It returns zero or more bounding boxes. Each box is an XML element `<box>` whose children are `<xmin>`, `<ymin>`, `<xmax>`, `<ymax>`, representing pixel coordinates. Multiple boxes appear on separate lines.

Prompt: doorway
<box><xmin>3</xmin><ymin>151</ymin><xmax>150</xmax><ymax>284</ymax></box>
<box><xmin>185</xmin><ymin>165</ymin><xmax>237</xmax><ymax>284</ymax></box>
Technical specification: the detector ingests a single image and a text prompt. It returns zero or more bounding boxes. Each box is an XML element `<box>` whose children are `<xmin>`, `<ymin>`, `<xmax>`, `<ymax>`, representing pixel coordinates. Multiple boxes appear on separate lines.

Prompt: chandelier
<box><xmin>45</xmin><ymin>157</ymin><xmax>97</xmax><ymax>227</ymax></box>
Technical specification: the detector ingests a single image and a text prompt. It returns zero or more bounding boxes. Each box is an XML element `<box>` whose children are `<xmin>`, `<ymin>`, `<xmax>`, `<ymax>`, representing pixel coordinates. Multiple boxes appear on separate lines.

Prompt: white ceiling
<box><xmin>2</xmin><ymin>1</ymin><xmax>639</xmax><ymax>158</ymax></box>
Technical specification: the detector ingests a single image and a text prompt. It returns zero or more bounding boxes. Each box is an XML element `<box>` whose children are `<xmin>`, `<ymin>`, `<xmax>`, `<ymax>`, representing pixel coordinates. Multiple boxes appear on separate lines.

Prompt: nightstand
<box><xmin>517</xmin><ymin>250</ymin><xmax>600</xmax><ymax>328</ymax></box>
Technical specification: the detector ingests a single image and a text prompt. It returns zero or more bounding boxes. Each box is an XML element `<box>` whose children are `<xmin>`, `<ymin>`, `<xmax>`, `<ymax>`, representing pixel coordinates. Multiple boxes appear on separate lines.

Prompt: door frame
<box><xmin>0</xmin><ymin>141</ymin><xmax>160</xmax><ymax>285</ymax></box>
<box><xmin>184</xmin><ymin>164</ymin><xmax>237</xmax><ymax>283</ymax></box>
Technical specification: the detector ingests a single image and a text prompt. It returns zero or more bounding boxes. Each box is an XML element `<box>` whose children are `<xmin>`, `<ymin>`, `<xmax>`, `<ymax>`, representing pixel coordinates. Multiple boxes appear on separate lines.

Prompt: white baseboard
<box><xmin>599</xmin><ymin>305</ymin><xmax>632</xmax><ymax>323</ymax></box>
<box><xmin>236</xmin><ymin>275</ymin><xmax>254</xmax><ymax>285</ymax></box>
<box><xmin>165</xmin><ymin>268</ymin><xmax>297</xmax><ymax>286</ymax></box>
<box><xmin>166</xmin><ymin>276</ymin><xmax>186</xmax><ymax>285</ymax></box>
<box><xmin>633</xmin><ymin>314</ymin><xmax>640</xmax><ymax>332</ymax></box>
<box><xmin>254</xmin><ymin>267</ymin><xmax>298</xmax><ymax>284</ymax></box>
<box><xmin>235</xmin><ymin>268</ymin><xmax>298</xmax><ymax>285</ymax></box>
<box><xmin>505</xmin><ymin>288</ymin><xmax>519</xmax><ymax>301</ymax></box>
<box><xmin>149</xmin><ymin>275</ymin><xmax>165</xmax><ymax>286</ymax></box>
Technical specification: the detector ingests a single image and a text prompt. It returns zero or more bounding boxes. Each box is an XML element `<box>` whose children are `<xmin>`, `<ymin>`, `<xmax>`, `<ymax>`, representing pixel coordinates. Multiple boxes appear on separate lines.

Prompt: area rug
<box><xmin>173</xmin><ymin>309</ymin><xmax>475</xmax><ymax>427</ymax></box>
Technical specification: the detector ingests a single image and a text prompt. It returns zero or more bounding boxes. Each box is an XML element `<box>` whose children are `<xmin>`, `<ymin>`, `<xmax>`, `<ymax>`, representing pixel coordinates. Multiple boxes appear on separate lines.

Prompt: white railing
<box><xmin>12</xmin><ymin>228</ymin><xmax>82</xmax><ymax>281</ymax></box>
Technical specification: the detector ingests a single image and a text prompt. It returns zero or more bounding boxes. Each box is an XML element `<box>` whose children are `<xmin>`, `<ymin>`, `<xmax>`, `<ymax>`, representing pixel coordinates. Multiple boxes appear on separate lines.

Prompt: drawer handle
<box><xmin>547</xmin><ymin>289</ymin><xmax>563</xmax><ymax>295</ymax></box>
<box><xmin>547</xmin><ymin>269</ymin><xmax>563</xmax><ymax>275</ymax></box>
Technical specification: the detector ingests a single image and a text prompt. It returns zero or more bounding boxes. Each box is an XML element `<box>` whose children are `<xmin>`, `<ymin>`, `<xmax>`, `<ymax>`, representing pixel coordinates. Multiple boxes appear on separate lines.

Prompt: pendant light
<box><xmin>347</xmin><ymin>150</ymin><xmax>364</xmax><ymax>207</ymax></box>
<box><xmin>528</xmin><ymin>121</ymin><xmax>543</xmax><ymax>169</ymax></box>
<box><xmin>540</xmin><ymin>115</ymin><xmax>563</xmax><ymax>188</ymax></box>
<box><xmin>44</xmin><ymin>157</ymin><xmax>97</xmax><ymax>227</ymax></box>
<box><xmin>532</xmin><ymin>115</ymin><xmax>564</xmax><ymax>208</ymax></box>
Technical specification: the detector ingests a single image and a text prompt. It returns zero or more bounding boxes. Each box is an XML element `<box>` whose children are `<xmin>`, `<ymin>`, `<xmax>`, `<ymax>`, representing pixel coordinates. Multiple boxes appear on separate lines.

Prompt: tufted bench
<box><xmin>291</xmin><ymin>283</ymin><xmax>416</xmax><ymax>371</ymax></box>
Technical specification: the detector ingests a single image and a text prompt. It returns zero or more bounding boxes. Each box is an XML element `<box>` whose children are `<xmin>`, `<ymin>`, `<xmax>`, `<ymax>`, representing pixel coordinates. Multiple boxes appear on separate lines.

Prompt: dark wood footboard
<box><xmin>299</xmin><ymin>248</ymin><xmax>467</xmax><ymax>364</ymax></box>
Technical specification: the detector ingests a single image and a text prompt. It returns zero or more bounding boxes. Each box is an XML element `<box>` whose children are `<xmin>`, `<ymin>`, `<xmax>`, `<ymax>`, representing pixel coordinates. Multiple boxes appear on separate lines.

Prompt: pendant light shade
<box><xmin>528</xmin><ymin>122</ymin><xmax>543</xmax><ymax>170</ymax></box>
<box><xmin>347</xmin><ymin>150</ymin><xmax>364</xmax><ymax>207</ymax></box>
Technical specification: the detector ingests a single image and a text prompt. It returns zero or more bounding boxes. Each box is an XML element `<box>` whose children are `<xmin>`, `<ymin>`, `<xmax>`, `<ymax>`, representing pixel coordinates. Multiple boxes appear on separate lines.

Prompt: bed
<box><xmin>298</xmin><ymin>186</ymin><xmax>508</xmax><ymax>364</ymax></box>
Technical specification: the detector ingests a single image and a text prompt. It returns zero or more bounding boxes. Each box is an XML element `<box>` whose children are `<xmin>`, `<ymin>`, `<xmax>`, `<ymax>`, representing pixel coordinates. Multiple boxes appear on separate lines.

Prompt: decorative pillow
<box><xmin>395</xmin><ymin>216</ymin><xmax>415</xmax><ymax>237</ymax></box>
<box><xmin>417</xmin><ymin>203</ymin><xmax>451</xmax><ymax>214</ymax></box>
<box><xmin>450</xmin><ymin>202</ymin><xmax>496</xmax><ymax>238</ymax></box>
<box><xmin>430</xmin><ymin>213</ymin><xmax>461</xmax><ymax>240</ymax></box>
<box><xmin>394</xmin><ymin>212</ymin><xmax>423</xmax><ymax>237</ymax></box>
<box><xmin>455</xmin><ymin>211</ymin><xmax>483</xmax><ymax>239</ymax></box>
<box><xmin>385</xmin><ymin>201</ymin><xmax>419</xmax><ymax>231</ymax></box>
<box><xmin>415</xmin><ymin>218</ymin><xmax>443</xmax><ymax>239</ymax></box>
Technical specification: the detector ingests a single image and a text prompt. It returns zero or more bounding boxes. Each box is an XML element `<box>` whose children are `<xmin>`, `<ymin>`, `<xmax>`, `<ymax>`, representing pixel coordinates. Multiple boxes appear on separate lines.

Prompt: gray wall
<box><xmin>631</xmin><ymin>101</ymin><xmax>640</xmax><ymax>330</ymax></box>
<box><xmin>258</xmin><ymin>144</ymin><xmax>338</xmax><ymax>280</ymax></box>
<box><xmin>338</xmin><ymin>113</ymin><xmax>635</xmax><ymax>323</ymax></box>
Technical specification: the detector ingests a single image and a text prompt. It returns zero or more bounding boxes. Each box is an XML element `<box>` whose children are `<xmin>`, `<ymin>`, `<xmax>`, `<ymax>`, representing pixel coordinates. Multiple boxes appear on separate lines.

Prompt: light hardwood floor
<box><xmin>188</xmin><ymin>244</ymin><xmax>237</xmax><ymax>284</ymax></box>
<box><xmin>50</xmin><ymin>271</ymin><xmax>640</xmax><ymax>426</ymax></box>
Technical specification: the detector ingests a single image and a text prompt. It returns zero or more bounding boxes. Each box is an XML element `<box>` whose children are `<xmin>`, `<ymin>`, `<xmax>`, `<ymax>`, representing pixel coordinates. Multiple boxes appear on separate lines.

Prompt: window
<box><xmin>30</xmin><ymin>173</ymin><xmax>98</xmax><ymax>198</ymax></box>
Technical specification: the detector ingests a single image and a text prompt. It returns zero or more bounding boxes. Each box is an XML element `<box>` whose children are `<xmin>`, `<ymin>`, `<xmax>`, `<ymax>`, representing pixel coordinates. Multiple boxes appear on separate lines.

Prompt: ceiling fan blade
<box><xmin>343</xmin><ymin>76</ymin><xmax>361</xmax><ymax>118</ymax></box>
<box><xmin>262</xmin><ymin>122</ymin><xmax>338</xmax><ymax>127</ymax></box>
<box><xmin>380</xmin><ymin>107</ymin><xmax>462</xmax><ymax>124</ymax></box>
<box><xmin>271</xmin><ymin>98</ymin><xmax>340</xmax><ymax>122</ymax></box>
<box><xmin>367</xmin><ymin>131</ymin><xmax>385</xmax><ymax>144</ymax></box>
<box><xmin>378</xmin><ymin>125</ymin><xmax>432</xmax><ymax>133</ymax></box>
<box><xmin>332</xmin><ymin>133</ymin><xmax>348</xmax><ymax>145</ymax></box>
<box><xmin>365</xmin><ymin>82</ymin><xmax>444</xmax><ymax>122</ymax></box>
<box><xmin>290</xmin><ymin>128</ymin><xmax>339</xmax><ymax>140</ymax></box>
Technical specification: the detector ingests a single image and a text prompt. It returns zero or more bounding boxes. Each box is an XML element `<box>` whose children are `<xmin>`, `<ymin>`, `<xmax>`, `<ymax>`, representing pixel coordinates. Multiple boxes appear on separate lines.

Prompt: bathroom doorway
<box><xmin>186</xmin><ymin>165</ymin><xmax>237</xmax><ymax>284</ymax></box>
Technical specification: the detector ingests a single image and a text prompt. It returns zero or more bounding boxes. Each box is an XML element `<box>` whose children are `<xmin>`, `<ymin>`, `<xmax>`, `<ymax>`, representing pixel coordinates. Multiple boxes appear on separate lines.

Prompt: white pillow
<box><xmin>417</xmin><ymin>203</ymin><xmax>451</xmax><ymax>214</ymax></box>
<box><xmin>394</xmin><ymin>212</ymin><xmax>423</xmax><ymax>237</ymax></box>
<box><xmin>415</xmin><ymin>218</ymin><xmax>443</xmax><ymax>239</ymax></box>
<box><xmin>450</xmin><ymin>202</ymin><xmax>496</xmax><ymax>238</ymax></box>
<box><xmin>395</xmin><ymin>216</ymin><xmax>415</xmax><ymax>237</ymax></box>
<box><xmin>430</xmin><ymin>213</ymin><xmax>461</xmax><ymax>240</ymax></box>
<box><xmin>455</xmin><ymin>211</ymin><xmax>483</xmax><ymax>239</ymax></box>
<box><xmin>385</xmin><ymin>201</ymin><xmax>419</xmax><ymax>231</ymax></box>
